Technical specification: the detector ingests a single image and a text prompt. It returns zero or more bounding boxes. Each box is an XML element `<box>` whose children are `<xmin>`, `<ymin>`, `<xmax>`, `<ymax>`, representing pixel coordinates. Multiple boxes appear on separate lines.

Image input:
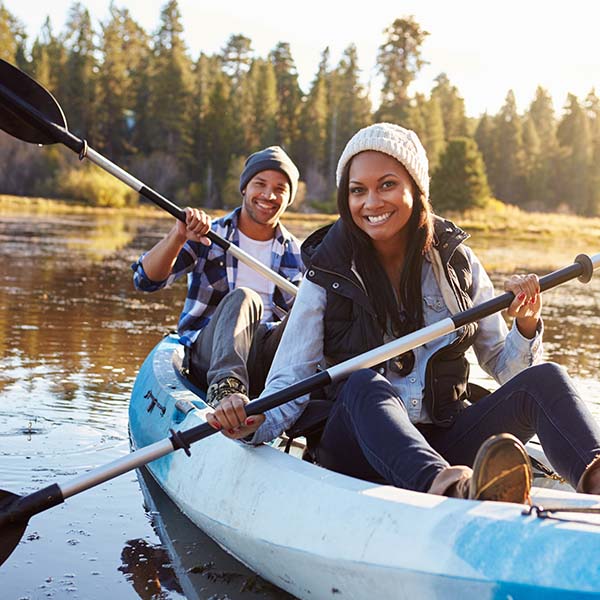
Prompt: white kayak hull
<box><xmin>129</xmin><ymin>335</ymin><xmax>600</xmax><ymax>599</ymax></box>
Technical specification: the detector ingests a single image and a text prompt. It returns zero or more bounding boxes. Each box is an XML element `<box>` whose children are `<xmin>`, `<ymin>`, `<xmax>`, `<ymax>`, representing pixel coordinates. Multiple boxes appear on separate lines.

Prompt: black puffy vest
<box><xmin>302</xmin><ymin>217</ymin><xmax>478</xmax><ymax>427</ymax></box>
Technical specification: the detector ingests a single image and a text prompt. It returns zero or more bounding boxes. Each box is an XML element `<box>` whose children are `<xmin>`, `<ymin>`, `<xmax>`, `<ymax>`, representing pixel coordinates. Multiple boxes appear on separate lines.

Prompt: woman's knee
<box><xmin>525</xmin><ymin>362</ymin><xmax>574</xmax><ymax>392</ymax></box>
<box><xmin>340</xmin><ymin>369</ymin><xmax>399</xmax><ymax>411</ymax></box>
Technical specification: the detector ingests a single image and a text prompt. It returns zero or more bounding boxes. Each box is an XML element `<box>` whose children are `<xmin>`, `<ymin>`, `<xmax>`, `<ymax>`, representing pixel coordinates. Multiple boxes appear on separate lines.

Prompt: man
<box><xmin>132</xmin><ymin>146</ymin><xmax>303</xmax><ymax>411</ymax></box>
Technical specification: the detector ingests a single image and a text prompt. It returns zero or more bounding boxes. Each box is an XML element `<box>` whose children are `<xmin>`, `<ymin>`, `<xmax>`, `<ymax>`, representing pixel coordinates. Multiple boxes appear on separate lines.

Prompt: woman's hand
<box><xmin>174</xmin><ymin>207</ymin><xmax>212</xmax><ymax>246</ymax></box>
<box><xmin>503</xmin><ymin>273</ymin><xmax>541</xmax><ymax>339</ymax></box>
<box><xmin>205</xmin><ymin>393</ymin><xmax>266</xmax><ymax>440</ymax></box>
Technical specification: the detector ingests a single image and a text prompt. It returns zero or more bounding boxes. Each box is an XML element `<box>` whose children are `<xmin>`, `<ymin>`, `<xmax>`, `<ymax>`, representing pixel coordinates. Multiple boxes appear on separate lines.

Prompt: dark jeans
<box><xmin>315</xmin><ymin>363</ymin><xmax>600</xmax><ymax>492</ymax></box>
<box><xmin>188</xmin><ymin>288</ymin><xmax>287</xmax><ymax>397</ymax></box>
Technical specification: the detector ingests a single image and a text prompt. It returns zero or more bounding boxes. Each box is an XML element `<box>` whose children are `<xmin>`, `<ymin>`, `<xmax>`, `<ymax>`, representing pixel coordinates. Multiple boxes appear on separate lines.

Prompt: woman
<box><xmin>208</xmin><ymin>123</ymin><xmax>600</xmax><ymax>501</ymax></box>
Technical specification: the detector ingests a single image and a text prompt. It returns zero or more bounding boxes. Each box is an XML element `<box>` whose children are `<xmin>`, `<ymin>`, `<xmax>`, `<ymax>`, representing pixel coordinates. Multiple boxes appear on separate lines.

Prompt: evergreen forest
<box><xmin>1</xmin><ymin>1</ymin><xmax>599</xmax><ymax>215</ymax></box>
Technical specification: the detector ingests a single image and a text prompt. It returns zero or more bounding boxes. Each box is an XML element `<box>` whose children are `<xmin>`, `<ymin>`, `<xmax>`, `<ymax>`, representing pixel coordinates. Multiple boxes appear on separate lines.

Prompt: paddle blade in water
<box><xmin>0</xmin><ymin>489</ymin><xmax>28</xmax><ymax>567</ymax></box>
<box><xmin>0</xmin><ymin>59</ymin><xmax>67</xmax><ymax>145</ymax></box>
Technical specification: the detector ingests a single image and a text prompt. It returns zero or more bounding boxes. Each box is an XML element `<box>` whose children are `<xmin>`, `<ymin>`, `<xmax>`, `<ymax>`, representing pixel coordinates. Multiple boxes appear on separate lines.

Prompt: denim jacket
<box><xmin>249</xmin><ymin>230</ymin><xmax>543</xmax><ymax>444</ymax></box>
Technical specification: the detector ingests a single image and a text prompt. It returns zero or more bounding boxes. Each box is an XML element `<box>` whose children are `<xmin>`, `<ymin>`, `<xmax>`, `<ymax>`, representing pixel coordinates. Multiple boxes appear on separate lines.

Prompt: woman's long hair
<box><xmin>337</xmin><ymin>157</ymin><xmax>434</xmax><ymax>336</ymax></box>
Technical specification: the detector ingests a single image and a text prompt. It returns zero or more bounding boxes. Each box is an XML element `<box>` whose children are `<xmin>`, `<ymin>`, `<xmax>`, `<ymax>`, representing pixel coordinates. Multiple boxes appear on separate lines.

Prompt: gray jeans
<box><xmin>187</xmin><ymin>287</ymin><xmax>287</xmax><ymax>397</ymax></box>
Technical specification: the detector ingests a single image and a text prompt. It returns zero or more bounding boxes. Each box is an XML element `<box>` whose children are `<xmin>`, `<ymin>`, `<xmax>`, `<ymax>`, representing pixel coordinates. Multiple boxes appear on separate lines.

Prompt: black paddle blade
<box><xmin>0</xmin><ymin>59</ymin><xmax>67</xmax><ymax>145</ymax></box>
<box><xmin>0</xmin><ymin>489</ymin><xmax>28</xmax><ymax>567</ymax></box>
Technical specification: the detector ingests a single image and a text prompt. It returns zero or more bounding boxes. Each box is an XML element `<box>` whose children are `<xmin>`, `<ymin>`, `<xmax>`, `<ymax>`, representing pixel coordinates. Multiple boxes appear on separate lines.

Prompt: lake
<box><xmin>1</xmin><ymin>211</ymin><xmax>599</xmax><ymax>599</ymax></box>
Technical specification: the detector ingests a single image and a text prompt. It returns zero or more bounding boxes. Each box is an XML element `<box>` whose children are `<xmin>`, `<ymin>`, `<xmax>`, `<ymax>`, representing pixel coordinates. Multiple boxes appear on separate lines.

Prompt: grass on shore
<box><xmin>2</xmin><ymin>193</ymin><xmax>600</xmax><ymax>248</ymax></box>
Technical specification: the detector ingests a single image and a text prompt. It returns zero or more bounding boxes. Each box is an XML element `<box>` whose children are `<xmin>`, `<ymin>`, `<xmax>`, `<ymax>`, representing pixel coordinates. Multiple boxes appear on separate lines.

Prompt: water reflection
<box><xmin>0</xmin><ymin>212</ymin><xmax>599</xmax><ymax>599</ymax></box>
<box><xmin>119</xmin><ymin>538</ymin><xmax>184</xmax><ymax>599</ymax></box>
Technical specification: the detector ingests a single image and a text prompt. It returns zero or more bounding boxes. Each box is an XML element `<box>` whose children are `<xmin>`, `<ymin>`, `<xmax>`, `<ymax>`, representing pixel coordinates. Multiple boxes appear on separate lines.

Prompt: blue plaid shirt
<box><xmin>132</xmin><ymin>208</ymin><xmax>304</xmax><ymax>347</ymax></box>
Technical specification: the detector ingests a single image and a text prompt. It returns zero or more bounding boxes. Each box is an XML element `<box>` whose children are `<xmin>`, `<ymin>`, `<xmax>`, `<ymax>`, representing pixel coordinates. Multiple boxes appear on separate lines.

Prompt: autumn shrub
<box><xmin>55</xmin><ymin>165</ymin><xmax>137</xmax><ymax>207</ymax></box>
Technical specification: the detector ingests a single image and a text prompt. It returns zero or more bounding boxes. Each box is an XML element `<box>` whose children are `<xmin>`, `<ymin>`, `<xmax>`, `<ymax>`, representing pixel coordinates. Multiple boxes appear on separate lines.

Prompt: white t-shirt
<box><xmin>235</xmin><ymin>230</ymin><xmax>276</xmax><ymax>322</ymax></box>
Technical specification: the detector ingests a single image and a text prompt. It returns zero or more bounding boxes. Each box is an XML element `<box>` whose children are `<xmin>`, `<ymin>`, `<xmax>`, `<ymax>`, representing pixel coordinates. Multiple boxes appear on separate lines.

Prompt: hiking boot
<box><xmin>470</xmin><ymin>433</ymin><xmax>532</xmax><ymax>503</ymax></box>
<box><xmin>206</xmin><ymin>376</ymin><xmax>248</xmax><ymax>409</ymax></box>
<box><xmin>576</xmin><ymin>454</ymin><xmax>600</xmax><ymax>494</ymax></box>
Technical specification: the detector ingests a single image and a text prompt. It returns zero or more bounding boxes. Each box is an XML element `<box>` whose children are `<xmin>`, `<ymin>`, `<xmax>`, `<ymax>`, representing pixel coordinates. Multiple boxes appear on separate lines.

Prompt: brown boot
<box><xmin>470</xmin><ymin>433</ymin><xmax>532</xmax><ymax>503</ymax></box>
<box><xmin>576</xmin><ymin>454</ymin><xmax>600</xmax><ymax>494</ymax></box>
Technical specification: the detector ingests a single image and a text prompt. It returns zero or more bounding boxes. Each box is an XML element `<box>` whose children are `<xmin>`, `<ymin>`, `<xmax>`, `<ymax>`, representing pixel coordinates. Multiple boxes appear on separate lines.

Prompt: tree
<box><xmin>430</xmin><ymin>137</ymin><xmax>490</xmax><ymax>212</ymax></box>
<box><xmin>250</xmin><ymin>58</ymin><xmax>279</xmax><ymax>147</ymax></box>
<box><xmin>30</xmin><ymin>17</ymin><xmax>64</xmax><ymax>92</ymax></box>
<box><xmin>145</xmin><ymin>0</ymin><xmax>194</xmax><ymax>174</ymax></box>
<box><xmin>202</xmin><ymin>73</ymin><xmax>236</xmax><ymax>207</ymax></box>
<box><xmin>59</xmin><ymin>3</ymin><xmax>98</xmax><ymax>139</ymax></box>
<box><xmin>96</xmin><ymin>5</ymin><xmax>150</xmax><ymax>160</ymax></box>
<box><xmin>585</xmin><ymin>90</ymin><xmax>600</xmax><ymax>215</ymax></box>
<box><xmin>406</xmin><ymin>94</ymin><xmax>445</xmax><ymax>171</ymax></box>
<box><xmin>375</xmin><ymin>16</ymin><xmax>429</xmax><ymax>122</ymax></box>
<box><xmin>525</xmin><ymin>87</ymin><xmax>560</xmax><ymax>209</ymax></box>
<box><xmin>491</xmin><ymin>90</ymin><xmax>527</xmax><ymax>204</ymax></box>
<box><xmin>0</xmin><ymin>3</ymin><xmax>27</xmax><ymax>67</ymax></box>
<box><xmin>297</xmin><ymin>48</ymin><xmax>330</xmax><ymax>199</ymax></box>
<box><xmin>220</xmin><ymin>33</ymin><xmax>253</xmax><ymax>89</ymax></box>
<box><xmin>557</xmin><ymin>94</ymin><xmax>592</xmax><ymax>214</ymax></box>
<box><xmin>430</xmin><ymin>73</ymin><xmax>468</xmax><ymax>139</ymax></box>
<box><xmin>269</xmin><ymin>42</ymin><xmax>302</xmax><ymax>152</ymax></box>
<box><xmin>328</xmin><ymin>44</ymin><xmax>371</xmax><ymax>187</ymax></box>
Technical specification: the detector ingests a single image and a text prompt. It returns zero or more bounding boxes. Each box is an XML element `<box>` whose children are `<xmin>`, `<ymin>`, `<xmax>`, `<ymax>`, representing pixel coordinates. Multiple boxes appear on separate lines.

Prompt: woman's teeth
<box><xmin>366</xmin><ymin>212</ymin><xmax>391</xmax><ymax>223</ymax></box>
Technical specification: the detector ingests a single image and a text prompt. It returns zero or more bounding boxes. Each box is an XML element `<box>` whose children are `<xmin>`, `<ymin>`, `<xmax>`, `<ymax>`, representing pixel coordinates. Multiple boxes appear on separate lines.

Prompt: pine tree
<box><xmin>251</xmin><ymin>58</ymin><xmax>279</xmax><ymax>147</ymax></box>
<box><xmin>96</xmin><ymin>5</ymin><xmax>150</xmax><ymax>160</ymax></box>
<box><xmin>328</xmin><ymin>44</ymin><xmax>371</xmax><ymax>186</ymax></box>
<box><xmin>430</xmin><ymin>73</ymin><xmax>468</xmax><ymax>139</ymax></box>
<box><xmin>296</xmin><ymin>48</ymin><xmax>331</xmax><ymax>203</ymax></box>
<box><xmin>0</xmin><ymin>3</ymin><xmax>27</xmax><ymax>66</ymax></box>
<box><xmin>474</xmin><ymin>113</ymin><xmax>496</xmax><ymax>178</ymax></box>
<box><xmin>203</xmin><ymin>72</ymin><xmax>236</xmax><ymax>207</ymax></box>
<box><xmin>268</xmin><ymin>42</ymin><xmax>302</xmax><ymax>153</ymax></box>
<box><xmin>585</xmin><ymin>90</ymin><xmax>600</xmax><ymax>215</ymax></box>
<box><xmin>220</xmin><ymin>33</ymin><xmax>253</xmax><ymax>90</ymax></box>
<box><xmin>557</xmin><ymin>94</ymin><xmax>592</xmax><ymax>214</ymax></box>
<box><xmin>146</xmin><ymin>0</ymin><xmax>194</xmax><ymax>172</ymax></box>
<box><xmin>407</xmin><ymin>94</ymin><xmax>445</xmax><ymax>171</ymax></box>
<box><xmin>525</xmin><ymin>87</ymin><xmax>560</xmax><ymax>209</ymax></box>
<box><xmin>30</xmin><ymin>17</ymin><xmax>63</xmax><ymax>91</ymax></box>
<box><xmin>430</xmin><ymin>137</ymin><xmax>490</xmax><ymax>212</ymax></box>
<box><xmin>59</xmin><ymin>3</ymin><xmax>98</xmax><ymax>139</ymax></box>
<box><xmin>375</xmin><ymin>16</ymin><xmax>429</xmax><ymax>122</ymax></box>
<box><xmin>491</xmin><ymin>90</ymin><xmax>527</xmax><ymax>204</ymax></box>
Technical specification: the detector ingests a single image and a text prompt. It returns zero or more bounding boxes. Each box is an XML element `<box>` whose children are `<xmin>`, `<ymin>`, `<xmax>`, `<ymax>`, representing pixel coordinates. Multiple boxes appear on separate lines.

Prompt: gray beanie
<box><xmin>239</xmin><ymin>145</ymin><xmax>300</xmax><ymax>203</ymax></box>
<box><xmin>336</xmin><ymin>123</ymin><xmax>430</xmax><ymax>198</ymax></box>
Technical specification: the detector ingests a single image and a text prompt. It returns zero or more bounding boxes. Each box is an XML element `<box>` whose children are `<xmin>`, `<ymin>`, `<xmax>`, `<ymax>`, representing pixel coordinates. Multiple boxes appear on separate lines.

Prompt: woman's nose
<box><xmin>364</xmin><ymin>189</ymin><xmax>383</xmax><ymax>207</ymax></box>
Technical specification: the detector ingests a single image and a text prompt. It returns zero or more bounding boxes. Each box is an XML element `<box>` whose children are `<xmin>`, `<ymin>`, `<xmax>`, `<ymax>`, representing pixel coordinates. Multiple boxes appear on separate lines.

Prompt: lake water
<box><xmin>1</xmin><ymin>211</ymin><xmax>599</xmax><ymax>599</ymax></box>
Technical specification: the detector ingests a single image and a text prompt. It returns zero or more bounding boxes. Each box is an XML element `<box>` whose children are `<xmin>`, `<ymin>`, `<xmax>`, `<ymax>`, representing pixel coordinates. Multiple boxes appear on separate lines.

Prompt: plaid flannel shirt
<box><xmin>132</xmin><ymin>207</ymin><xmax>304</xmax><ymax>347</ymax></box>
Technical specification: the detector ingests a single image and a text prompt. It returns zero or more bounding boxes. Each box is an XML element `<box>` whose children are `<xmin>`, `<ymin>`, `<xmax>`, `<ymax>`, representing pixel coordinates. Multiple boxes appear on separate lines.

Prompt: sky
<box><xmin>4</xmin><ymin>0</ymin><xmax>600</xmax><ymax>117</ymax></box>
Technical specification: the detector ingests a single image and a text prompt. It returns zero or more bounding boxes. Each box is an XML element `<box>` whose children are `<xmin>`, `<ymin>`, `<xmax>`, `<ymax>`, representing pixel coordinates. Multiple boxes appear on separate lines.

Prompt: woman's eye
<box><xmin>350</xmin><ymin>187</ymin><xmax>364</xmax><ymax>194</ymax></box>
<box><xmin>381</xmin><ymin>180</ymin><xmax>395</xmax><ymax>189</ymax></box>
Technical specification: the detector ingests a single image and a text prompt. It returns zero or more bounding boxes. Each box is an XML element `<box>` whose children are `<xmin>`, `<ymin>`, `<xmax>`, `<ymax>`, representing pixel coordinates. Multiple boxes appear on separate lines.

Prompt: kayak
<box><xmin>129</xmin><ymin>334</ymin><xmax>600</xmax><ymax>599</ymax></box>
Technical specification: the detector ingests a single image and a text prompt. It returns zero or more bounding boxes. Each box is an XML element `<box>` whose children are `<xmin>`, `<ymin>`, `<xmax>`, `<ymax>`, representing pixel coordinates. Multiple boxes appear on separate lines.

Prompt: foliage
<box><xmin>55</xmin><ymin>164</ymin><xmax>137</xmax><ymax>207</ymax></box>
<box><xmin>0</xmin><ymin>3</ymin><xmax>598</xmax><ymax>216</ymax></box>
<box><xmin>430</xmin><ymin>137</ymin><xmax>490</xmax><ymax>212</ymax></box>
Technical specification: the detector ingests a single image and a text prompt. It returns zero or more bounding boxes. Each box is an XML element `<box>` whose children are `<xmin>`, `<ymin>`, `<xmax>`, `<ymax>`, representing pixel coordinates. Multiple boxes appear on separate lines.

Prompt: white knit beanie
<box><xmin>335</xmin><ymin>122</ymin><xmax>430</xmax><ymax>198</ymax></box>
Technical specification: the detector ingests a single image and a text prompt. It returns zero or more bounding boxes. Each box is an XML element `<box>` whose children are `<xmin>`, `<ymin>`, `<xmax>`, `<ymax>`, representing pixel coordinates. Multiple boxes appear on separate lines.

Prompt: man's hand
<box><xmin>206</xmin><ymin>393</ymin><xmax>266</xmax><ymax>440</ymax></box>
<box><xmin>175</xmin><ymin>207</ymin><xmax>212</xmax><ymax>246</ymax></box>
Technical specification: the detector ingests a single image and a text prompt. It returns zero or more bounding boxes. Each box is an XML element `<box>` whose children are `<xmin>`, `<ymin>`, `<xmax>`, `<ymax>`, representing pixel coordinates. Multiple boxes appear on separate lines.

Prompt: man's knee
<box><xmin>223</xmin><ymin>287</ymin><xmax>263</xmax><ymax>319</ymax></box>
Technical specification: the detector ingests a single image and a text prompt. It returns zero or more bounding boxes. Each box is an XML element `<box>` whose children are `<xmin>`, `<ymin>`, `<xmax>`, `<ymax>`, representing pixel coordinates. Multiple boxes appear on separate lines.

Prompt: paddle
<box><xmin>0</xmin><ymin>251</ymin><xmax>598</xmax><ymax>566</ymax></box>
<box><xmin>0</xmin><ymin>59</ymin><xmax>298</xmax><ymax>297</ymax></box>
